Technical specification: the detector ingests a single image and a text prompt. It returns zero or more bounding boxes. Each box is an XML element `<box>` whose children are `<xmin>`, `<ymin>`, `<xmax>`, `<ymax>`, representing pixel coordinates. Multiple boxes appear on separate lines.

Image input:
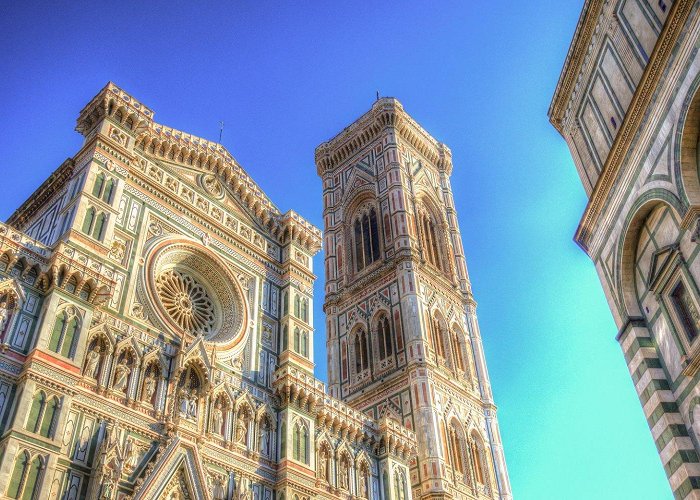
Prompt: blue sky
<box><xmin>0</xmin><ymin>1</ymin><xmax>672</xmax><ymax>498</ymax></box>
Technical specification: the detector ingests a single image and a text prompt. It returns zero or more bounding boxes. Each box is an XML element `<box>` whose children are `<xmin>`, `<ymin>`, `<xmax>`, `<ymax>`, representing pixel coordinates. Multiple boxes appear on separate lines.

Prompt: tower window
<box><xmin>418</xmin><ymin>207</ymin><xmax>443</xmax><ymax>271</ymax></box>
<box><xmin>352</xmin><ymin>206</ymin><xmax>380</xmax><ymax>272</ymax></box>
<box><xmin>378</xmin><ymin>315</ymin><xmax>393</xmax><ymax>360</ymax></box>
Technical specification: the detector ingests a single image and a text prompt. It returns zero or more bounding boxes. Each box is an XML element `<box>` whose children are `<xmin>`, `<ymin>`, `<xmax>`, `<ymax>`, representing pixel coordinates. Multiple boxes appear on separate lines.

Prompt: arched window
<box><xmin>292</xmin><ymin>421</ymin><xmax>309</xmax><ymax>464</ymax></box>
<box><xmin>92</xmin><ymin>173</ymin><xmax>105</xmax><ymax>198</ymax></box>
<box><xmin>470</xmin><ymin>436</ymin><xmax>486</xmax><ymax>485</ymax></box>
<box><xmin>282</xmin><ymin>326</ymin><xmax>289</xmax><ymax>351</ymax></box>
<box><xmin>103</xmin><ymin>178</ymin><xmax>115</xmax><ymax>203</ymax></box>
<box><xmin>82</xmin><ymin>207</ymin><xmax>96</xmax><ymax>235</ymax></box>
<box><xmin>378</xmin><ymin>315</ymin><xmax>393</xmax><ymax>360</ymax></box>
<box><xmin>280</xmin><ymin>422</ymin><xmax>287</xmax><ymax>458</ymax></box>
<box><xmin>432</xmin><ymin>317</ymin><xmax>446</xmax><ymax>360</ymax></box>
<box><xmin>294</xmin><ymin>295</ymin><xmax>301</xmax><ymax>318</ymax></box>
<box><xmin>282</xmin><ymin>291</ymin><xmax>289</xmax><ymax>316</ymax></box>
<box><xmin>353</xmin><ymin>329</ymin><xmax>370</xmax><ymax>376</ymax></box>
<box><xmin>341</xmin><ymin>340</ymin><xmax>348</xmax><ymax>381</ymax></box>
<box><xmin>418</xmin><ymin>206</ymin><xmax>443</xmax><ymax>271</ymax></box>
<box><xmin>301</xmin><ymin>331</ymin><xmax>308</xmax><ymax>357</ymax></box>
<box><xmin>451</xmin><ymin>329</ymin><xmax>465</xmax><ymax>372</ymax></box>
<box><xmin>294</xmin><ymin>328</ymin><xmax>301</xmax><ymax>353</ymax></box>
<box><xmin>26</xmin><ymin>391</ymin><xmax>46</xmax><ymax>434</ymax></box>
<box><xmin>60</xmin><ymin>318</ymin><xmax>79</xmax><ymax>358</ymax></box>
<box><xmin>48</xmin><ymin>311</ymin><xmax>80</xmax><ymax>359</ymax></box>
<box><xmin>301</xmin><ymin>299</ymin><xmax>308</xmax><ymax>322</ymax></box>
<box><xmin>39</xmin><ymin>396</ymin><xmax>59</xmax><ymax>438</ymax></box>
<box><xmin>93</xmin><ymin>212</ymin><xmax>107</xmax><ymax>241</ymax></box>
<box><xmin>352</xmin><ymin>206</ymin><xmax>380</xmax><ymax>272</ymax></box>
<box><xmin>394</xmin><ymin>471</ymin><xmax>407</xmax><ymax>500</ymax></box>
<box><xmin>449</xmin><ymin>422</ymin><xmax>465</xmax><ymax>475</ymax></box>
<box><xmin>7</xmin><ymin>451</ymin><xmax>42</xmax><ymax>499</ymax></box>
<box><xmin>92</xmin><ymin>172</ymin><xmax>116</xmax><ymax>204</ymax></box>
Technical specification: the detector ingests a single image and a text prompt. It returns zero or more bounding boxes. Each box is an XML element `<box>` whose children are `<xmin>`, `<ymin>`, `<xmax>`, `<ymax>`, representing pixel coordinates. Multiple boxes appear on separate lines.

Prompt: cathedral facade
<box><xmin>0</xmin><ymin>83</ymin><xmax>510</xmax><ymax>499</ymax></box>
<box><xmin>550</xmin><ymin>1</ymin><xmax>700</xmax><ymax>498</ymax></box>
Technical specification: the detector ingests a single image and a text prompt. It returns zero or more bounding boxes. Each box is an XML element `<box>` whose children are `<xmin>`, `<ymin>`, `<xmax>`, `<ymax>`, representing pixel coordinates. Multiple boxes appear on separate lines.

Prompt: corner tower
<box><xmin>316</xmin><ymin>99</ymin><xmax>512</xmax><ymax>499</ymax></box>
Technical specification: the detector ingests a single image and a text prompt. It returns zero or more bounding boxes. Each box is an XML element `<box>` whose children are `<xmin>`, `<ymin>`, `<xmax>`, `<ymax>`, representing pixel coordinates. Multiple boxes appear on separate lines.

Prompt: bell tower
<box><xmin>316</xmin><ymin>98</ymin><xmax>512</xmax><ymax>499</ymax></box>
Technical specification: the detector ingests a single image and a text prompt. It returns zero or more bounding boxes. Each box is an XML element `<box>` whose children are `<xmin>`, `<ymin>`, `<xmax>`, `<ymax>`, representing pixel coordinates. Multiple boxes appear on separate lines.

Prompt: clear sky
<box><xmin>0</xmin><ymin>1</ymin><xmax>672</xmax><ymax>499</ymax></box>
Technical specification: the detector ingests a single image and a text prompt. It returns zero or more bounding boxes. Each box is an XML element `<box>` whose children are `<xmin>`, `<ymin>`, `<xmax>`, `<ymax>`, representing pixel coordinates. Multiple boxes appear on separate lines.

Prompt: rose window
<box><xmin>143</xmin><ymin>242</ymin><xmax>246</xmax><ymax>351</ymax></box>
<box><xmin>156</xmin><ymin>269</ymin><xmax>215</xmax><ymax>335</ymax></box>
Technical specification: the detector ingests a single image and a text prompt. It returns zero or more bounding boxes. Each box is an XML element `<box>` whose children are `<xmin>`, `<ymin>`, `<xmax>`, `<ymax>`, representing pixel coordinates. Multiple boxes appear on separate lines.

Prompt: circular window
<box><xmin>144</xmin><ymin>241</ymin><xmax>246</xmax><ymax>349</ymax></box>
<box><xmin>155</xmin><ymin>269</ymin><xmax>216</xmax><ymax>336</ymax></box>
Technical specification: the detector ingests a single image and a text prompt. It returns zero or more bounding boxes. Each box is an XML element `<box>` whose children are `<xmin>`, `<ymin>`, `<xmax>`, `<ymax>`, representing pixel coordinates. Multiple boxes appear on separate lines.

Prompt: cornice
<box><xmin>314</xmin><ymin>97</ymin><xmax>452</xmax><ymax>176</ymax></box>
<box><xmin>574</xmin><ymin>0</ymin><xmax>695</xmax><ymax>251</ymax></box>
<box><xmin>7</xmin><ymin>158</ymin><xmax>75</xmax><ymax>230</ymax></box>
<box><xmin>75</xmin><ymin>82</ymin><xmax>322</xmax><ymax>254</ymax></box>
<box><xmin>548</xmin><ymin>0</ymin><xmax>605</xmax><ymax>133</ymax></box>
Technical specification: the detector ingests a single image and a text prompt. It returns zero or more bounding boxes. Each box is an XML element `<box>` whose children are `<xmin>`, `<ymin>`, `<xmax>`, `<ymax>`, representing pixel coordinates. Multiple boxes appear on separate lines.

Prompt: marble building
<box><xmin>0</xmin><ymin>82</ymin><xmax>510</xmax><ymax>499</ymax></box>
<box><xmin>550</xmin><ymin>0</ymin><xmax>700</xmax><ymax>498</ymax></box>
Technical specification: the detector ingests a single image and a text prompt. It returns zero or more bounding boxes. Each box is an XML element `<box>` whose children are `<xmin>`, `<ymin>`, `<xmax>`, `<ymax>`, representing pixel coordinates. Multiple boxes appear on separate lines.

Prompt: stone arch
<box><xmin>617</xmin><ymin>190</ymin><xmax>684</xmax><ymax>318</ymax></box>
<box><xmin>676</xmin><ymin>72</ymin><xmax>700</xmax><ymax>207</ymax></box>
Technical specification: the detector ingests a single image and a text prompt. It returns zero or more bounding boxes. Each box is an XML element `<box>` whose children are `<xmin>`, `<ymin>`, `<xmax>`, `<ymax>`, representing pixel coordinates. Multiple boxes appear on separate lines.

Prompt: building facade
<box><xmin>0</xmin><ymin>83</ymin><xmax>508</xmax><ymax>499</ymax></box>
<box><xmin>550</xmin><ymin>1</ymin><xmax>700</xmax><ymax>498</ymax></box>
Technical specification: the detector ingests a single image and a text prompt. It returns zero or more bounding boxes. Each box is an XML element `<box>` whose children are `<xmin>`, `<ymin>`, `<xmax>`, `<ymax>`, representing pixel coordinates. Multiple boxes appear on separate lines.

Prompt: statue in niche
<box><xmin>178</xmin><ymin>389</ymin><xmax>189</xmax><ymax>418</ymax></box>
<box><xmin>212</xmin><ymin>404</ymin><xmax>223</xmax><ymax>434</ymax></box>
<box><xmin>318</xmin><ymin>449</ymin><xmax>328</xmax><ymax>481</ymax></box>
<box><xmin>113</xmin><ymin>359</ymin><xmax>130</xmax><ymax>392</ymax></box>
<box><xmin>339</xmin><ymin>460</ymin><xmax>349</xmax><ymax>489</ymax></box>
<box><xmin>124</xmin><ymin>437</ymin><xmax>139</xmax><ymax>470</ymax></box>
<box><xmin>212</xmin><ymin>477</ymin><xmax>226</xmax><ymax>500</ymax></box>
<box><xmin>100</xmin><ymin>474</ymin><xmax>114</xmax><ymax>499</ymax></box>
<box><xmin>187</xmin><ymin>390</ymin><xmax>198</xmax><ymax>419</ymax></box>
<box><xmin>235</xmin><ymin>418</ymin><xmax>247</xmax><ymax>444</ymax></box>
<box><xmin>143</xmin><ymin>372</ymin><xmax>157</xmax><ymax>403</ymax></box>
<box><xmin>0</xmin><ymin>300</ymin><xmax>9</xmax><ymax>333</ymax></box>
<box><xmin>84</xmin><ymin>348</ymin><xmax>100</xmax><ymax>379</ymax></box>
<box><xmin>259</xmin><ymin>422</ymin><xmax>270</xmax><ymax>455</ymax></box>
<box><xmin>359</xmin><ymin>472</ymin><xmax>368</xmax><ymax>498</ymax></box>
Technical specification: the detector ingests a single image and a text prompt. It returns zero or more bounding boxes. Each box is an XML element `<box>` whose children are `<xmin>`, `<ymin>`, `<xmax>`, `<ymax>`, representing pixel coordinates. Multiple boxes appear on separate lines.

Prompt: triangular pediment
<box><xmin>648</xmin><ymin>244</ymin><xmax>680</xmax><ymax>291</ymax></box>
<box><xmin>132</xmin><ymin>438</ymin><xmax>210</xmax><ymax>500</ymax></box>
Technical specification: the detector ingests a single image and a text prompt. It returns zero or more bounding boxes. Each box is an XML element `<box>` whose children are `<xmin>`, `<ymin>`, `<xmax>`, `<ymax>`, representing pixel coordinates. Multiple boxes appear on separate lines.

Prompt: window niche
<box><xmin>648</xmin><ymin>245</ymin><xmax>700</xmax><ymax>375</ymax></box>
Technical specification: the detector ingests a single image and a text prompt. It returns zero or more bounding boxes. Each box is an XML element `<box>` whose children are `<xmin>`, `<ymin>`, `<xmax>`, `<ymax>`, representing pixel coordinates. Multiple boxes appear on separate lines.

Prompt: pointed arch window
<box><xmin>82</xmin><ymin>207</ymin><xmax>96</xmax><ymax>235</ymax></box>
<box><xmin>48</xmin><ymin>311</ymin><xmax>81</xmax><ymax>359</ymax></box>
<box><xmin>93</xmin><ymin>212</ymin><xmax>107</xmax><ymax>241</ymax></box>
<box><xmin>292</xmin><ymin>421</ymin><xmax>309</xmax><ymax>464</ymax></box>
<box><xmin>7</xmin><ymin>451</ymin><xmax>42</xmax><ymax>500</ymax></box>
<box><xmin>26</xmin><ymin>391</ymin><xmax>58</xmax><ymax>438</ymax></box>
<box><xmin>432</xmin><ymin>317</ymin><xmax>446</xmax><ymax>360</ymax></box>
<box><xmin>92</xmin><ymin>172</ymin><xmax>116</xmax><ymax>204</ymax></box>
<box><xmin>353</xmin><ymin>329</ymin><xmax>370</xmax><ymax>375</ymax></box>
<box><xmin>378</xmin><ymin>315</ymin><xmax>393</xmax><ymax>360</ymax></box>
<box><xmin>294</xmin><ymin>327</ymin><xmax>301</xmax><ymax>353</ymax></box>
<box><xmin>449</xmin><ymin>423</ymin><xmax>465</xmax><ymax>475</ymax></box>
<box><xmin>470</xmin><ymin>438</ymin><xmax>486</xmax><ymax>485</ymax></box>
<box><xmin>418</xmin><ymin>207</ymin><xmax>443</xmax><ymax>271</ymax></box>
<box><xmin>294</xmin><ymin>295</ymin><xmax>301</xmax><ymax>318</ymax></box>
<box><xmin>451</xmin><ymin>330</ymin><xmax>465</xmax><ymax>372</ymax></box>
<box><xmin>353</xmin><ymin>206</ymin><xmax>380</xmax><ymax>272</ymax></box>
<box><xmin>92</xmin><ymin>173</ymin><xmax>105</xmax><ymax>198</ymax></box>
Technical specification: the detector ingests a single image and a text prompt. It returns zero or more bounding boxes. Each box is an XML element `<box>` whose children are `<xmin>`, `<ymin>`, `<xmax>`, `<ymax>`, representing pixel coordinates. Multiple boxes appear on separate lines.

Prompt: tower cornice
<box><xmin>315</xmin><ymin>97</ymin><xmax>451</xmax><ymax>175</ymax></box>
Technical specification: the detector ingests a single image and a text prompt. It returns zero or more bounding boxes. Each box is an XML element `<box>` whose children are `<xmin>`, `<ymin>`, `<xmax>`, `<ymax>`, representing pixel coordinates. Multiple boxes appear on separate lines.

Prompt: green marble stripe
<box><xmin>674</xmin><ymin>476</ymin><xmax>700</xmax><ymax>499</ymax></box>
<box><xmin>624</xmin><ymin>336</ymin><xmax>656</xmax><ymax>364</ymax></box>
<box><xmin>648</xmin><ymin>401</ymin><xmax>681</xmax><ymax>429</ymax></box>
<box><xmin>639</xmin><ymin>378</ymin><xmax>671</xmax><ymax>406</ymax></box>
<box><xmin>632</xmin><ymin>357</ymin><xmax>663</xmax><ymax>384</ymax></box>
<box><xmin>656</xmin><ymin>424</ymin><xmax>690</xmax><ymax>453</ymax></box>
<box><xmin>664</xmin><ymin>449</ymin><xmax>700</xmax><ymax>477</ymax></box>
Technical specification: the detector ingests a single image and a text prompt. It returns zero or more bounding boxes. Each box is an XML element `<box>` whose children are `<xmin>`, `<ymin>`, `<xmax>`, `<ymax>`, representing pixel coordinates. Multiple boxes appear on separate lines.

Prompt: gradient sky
<box><xmin>0</xmin><ymin>1</ymin><xmax>672</xmax><ymax>499</ymax></box>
